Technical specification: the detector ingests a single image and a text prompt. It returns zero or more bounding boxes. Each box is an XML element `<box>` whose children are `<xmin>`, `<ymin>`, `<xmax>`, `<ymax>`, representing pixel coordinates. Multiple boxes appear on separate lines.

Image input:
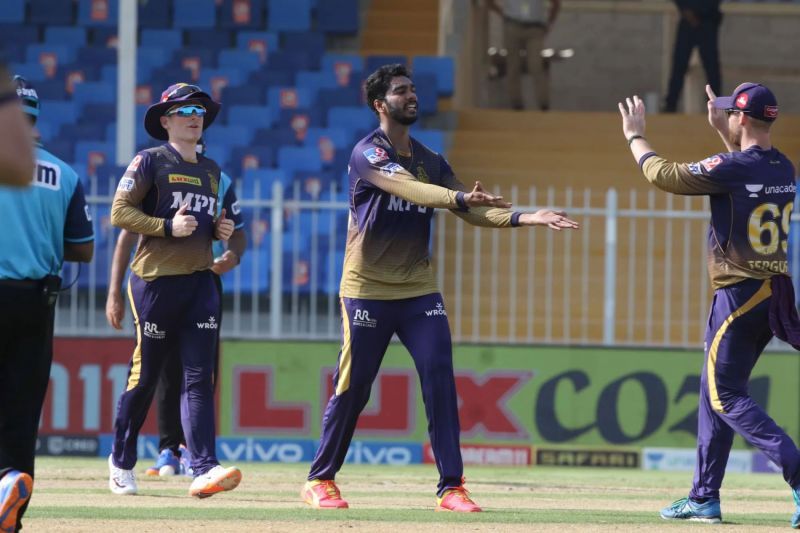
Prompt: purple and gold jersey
<box><xmin>642</xmin><ymin>146</ymin><xmax>796</xmax><ymax>289</ymax></box>
<box><xmin>341</xmin><ymin>128</ymin><xmax>519</xmax><ymax>300</ymax></box>
<box><xmin>111</xmin><ymin>143</ymin><xmax>220</xmax><ymax>281</ymax></box>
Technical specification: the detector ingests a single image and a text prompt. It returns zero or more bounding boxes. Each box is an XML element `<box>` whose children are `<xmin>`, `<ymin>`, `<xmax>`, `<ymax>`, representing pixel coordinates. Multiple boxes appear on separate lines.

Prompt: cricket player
<box><xmin>106</xmin><ymin>138</ymin><xmax>246</xmax><ymax>477</ymax></box>
<box><xmin>302</xmin><ymin>64</ymin><xmax>579</xmax><ymax>512</ymax></box>
<box><xmin>619</xmin><ymin>83</ymin><xmax>800</xmax><ymax>526</ymax></box>
<box><xmin>108</xmin><ymin>83</ymin><xmax>241</xmax><ymax>498</ymax></box>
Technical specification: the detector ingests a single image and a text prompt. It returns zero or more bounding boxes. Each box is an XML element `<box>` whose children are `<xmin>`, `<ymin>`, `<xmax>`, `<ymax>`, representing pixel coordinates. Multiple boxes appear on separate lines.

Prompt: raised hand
<box><xmin>464</xmin><ymin>181</ymin><xmax>512</xmax><ymax>208</ymax></box>
<box><xmin>172</xmin><ymin>203</ymin><xmax>198</xmax><ymax>237</ymax></box>
<box><xmin>520</xmin><ymin>209</ymin><xmax>580</xmax><ymax>230</ymax></box>
<box><xmin>706</xmin><ymin>84</ymin><xmax>728</xmax><ymax>134</ymax></box>
<box><xmin>618</xmin><ymin>95</ymin><xmax>646</xmax><ymax>139</ymax></box>
<box><xmin>215</xmin><ymin>208</ymin><xmax>235</xmax><ymax>241</ymax></box>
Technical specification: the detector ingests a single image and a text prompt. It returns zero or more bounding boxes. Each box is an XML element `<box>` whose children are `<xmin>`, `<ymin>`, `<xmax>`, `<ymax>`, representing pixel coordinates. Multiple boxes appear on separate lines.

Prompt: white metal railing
<box><xmin>54</xmin><ymin>183</ymin><xmax>800</xmax><ymax>349</ymax></box>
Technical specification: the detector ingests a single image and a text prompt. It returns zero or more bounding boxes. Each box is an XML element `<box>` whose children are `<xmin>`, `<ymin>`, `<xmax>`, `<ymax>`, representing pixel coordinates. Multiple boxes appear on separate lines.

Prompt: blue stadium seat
<box><xmin>30</xmin><ymin>0</ymin><xmax>74</xmax><ymax>25</ymax></box>
<box><xmin>0</xmin><ymin>0</ymin><xmax>25</xmax><ymax>23</ymax></box>
<box><xmin>37</xmin><ymin>121</ymin><xmax>58</xmax><ymax>144</ymax></box>
<box><xmin>0</xmin><ymin>25</ymin><xmax>40</xmax><ymax>49</ymax></box>
<box><xmin>25</xmin><ymin>44</ymin><xmax>78</xmax><ymax>73</ymax></box>
<box><xmin>248</xmin><ymin>67</ymin><xmax>295</xmax><ymax>89</ymax></box>
<box><xmin>72</xmin><ymin>81</ymin><xmax>115</xmax><ymax>106</ymax></box>
<box><xmin>74</xmin><ymin>140</ymin><xmax>114</xmax><ymax>168</ymax></box>
<box><xmin>317</xmin><ymin>86</ymin><xmax>362</xmax><ymax>110</ymax></box>
<box><xmin>366</xmin><ymin>55</ymin><xmax>407</xmax><ymax>74</ymax></box>
<box><xmin>173</xmin><ymin>0</ymin><xmax>217</xmax><ymax>28</ymax></box>
<box><xmin>278</xmin><ymin>108</ymin><xmax>325</xmax><ymax>135</ymax></box>
<box><xmin>281</xmin><ymin>32</ymin><xmax>325</xmax><ymax>67</ymax></box>
<box><xmin>136</xmin><ymin>45</ymin><xmax>172</xmax><ymax>72</ymax></box>
<box><xmin>413</xmin><ymin>72</ymin><xmax>438</xmax><ymax>116</ymax></box>
<box><xmin>139</xmin><ymin>0</ymin><xmax>171</xmax><ymax>28</ymax></box>
<box><xmin>292</xmin><ymin>171</ymin><xmax>336</xmax><ymax>201</ymax></box>
<box><xmin>228</xmin><ymin>146</ymin><xmax>275</xmax><ymax>176</ymax></box>
<box><xmin>77</xmin><ymin>46</ymin><xmax>117</xmax><ymax>67</ymax></box>
<box><xmin>60</xmin><ymin>122</ymin><xmax>108</xmax><ymax>142</ymax></box>
<box><xmin>304</xmin><ymin>127</ymin><xmax>352</xmax><ymax>151</ymax></box>
<box><xmin>9</xmin><ymin>63</ymin><xmax>48</xmax><ymax>83</ymax></box>
<box><xmin>185</xmin><ymin>29</ymin><xmax>232</xmax><ymax>50</ymax></box>
<box><xmin>35</xmin><ymin>79</ymin><xmax>69</xmax><ymax>101</ymax></box>
<box><xmin>227</xmin><ymin>246</ymin><xmax>270</xmax><ymax>294</ymax></box>
<box><xmin>43</xmin><ymin>138</ymin><xmax>75</xmax><ymax>163</ymax></box>
<box><xmin>413</xmin><ymin>129</ymin><xmax>446</xmax><ymax>154</ymax></box>
<box><xmin>252</xmin><ymin>127</ymin><xmax>298</xmax><ymax>148</ymax></box>
<box><xmin>203</xmin><ymin>125</ymin><xmax>254</xmax><ymax>148</ymax></box>
<box><xmin>77</xmin><ymin>0</ymin><xmax>119</xmax><ymax>27</ymax></box>
<box><xmin>218</xmin><ymin>50</ymin><xmax>262</xmax><ymax>75</ymax></box>
<box><xmin>267</xmin><ymin>0</ymin><xmax>312</xmax><ymax>31</ymax></box>
<box><xmin>204</xmin><ymin>145</ymin><xmax>231</xmax><ymax>170</ymax></box>
<box><xmin>236</xmin><ymin>31</ymin><xmax>279</xmax><ymax>59</ymax></box>
<box><xmin>295</xmin><ymin>71</ymin><xmax>339</xmax><ymax>102</ymax></box>
<box><xmin>278</xmin><ymin>146</ymin><xmax>322</xmax><ymax>174</ymax></box>
<box><xmin>171</xmin><ymin>48</ymin><xmax>219</xmax><ymax>72</ymax></box>
<box><xmin>227</xmin><ymin>105</ymin><xmax>273</xmax><ymax>128</ymax></box>
<box><xmin>219</xmin><ymin>0</ymin><xmax>265</xmax><ymax>29</ymax></box>
<box><xmin>242</xmin><ymin>168</ymin><xmax>289</xmax><ymax>199</ymax></box>
<box><xmin>413</xmin><ymin>56</ymin><xmax>455</xmax><ymax>97</ymax></box>
<box><xmin>267</xmin><ymin>87</ymin><xmax>312</xmax><ymax>115</ymax></box>
<box><xmin>140</xmin><ymin>29</ymin><xmax>183</xmax><ymax>52</ymax></box>
<box><xmin>91</xmin><ymin>27</ymin><xmax>118</xmax><ymax>47</ymax></box>
<box><xmin>220</xmin><ymin>86</ymin><xmax>265</xmax><ymax>108</ymax></box>
<box><xmin>198</xmin><ymin>69</ymin><xmax>245</xmax><ymax>98</ymax></box>
<box><xmin>320</xmin><ymin>54</ymin><xmax>363</xmax><ymax>89</ymax></box>
<box><xmin>266</xmin><ymin>50</ymin><xmax>315</xmax><ymax>72</ymax></box>
<box><xmin>326</xmin><ymin>106</ymin><xmax>376</xmax><ymax>134</ymax></box>
<box><xmin>38</xmin><ymin>100</ymin><xmax>79</xmax><ymax>129</ymax></box>
<box><xmin>322</xmin><ymin>250</ymin><xmax>345</xmax><ymax>295</ymax></box>
<box><xmin>45</xmin><ymin>27</ymin><xmax>88</xmax><ymax>47</ymax></box>
<box><xmin>92</xmin><ymin>164</ymin><xmax>128</xmax><ymax>196</ymax></box>
<box><xmin>317</xmin><ymin>0</ymin><xmax>359</xmax><ymax>34</ymax></box>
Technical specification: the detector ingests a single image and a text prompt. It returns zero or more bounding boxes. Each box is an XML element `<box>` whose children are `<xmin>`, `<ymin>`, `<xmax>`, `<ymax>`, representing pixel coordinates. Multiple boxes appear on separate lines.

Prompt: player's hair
<box><xmin>365</xmin><ymin>63</ymin><xmax>412</xmax><ymax>116</ymax></box>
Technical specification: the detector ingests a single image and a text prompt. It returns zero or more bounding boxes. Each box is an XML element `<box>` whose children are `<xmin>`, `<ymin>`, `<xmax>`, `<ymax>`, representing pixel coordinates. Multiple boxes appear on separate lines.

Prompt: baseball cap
<box><xmin>144</xmin><ymin>83</ymin><xmax>220</xmax><ymax>141</ymax></box>
<box><xmin>12</xmin><ymin>75</ymin><xmax>39</xmax><ymax>123</ymax></box>
<box><xmin>713</xmin><ymin>82</ymin><xmax>778</xmax><ymax>122</ymax></box>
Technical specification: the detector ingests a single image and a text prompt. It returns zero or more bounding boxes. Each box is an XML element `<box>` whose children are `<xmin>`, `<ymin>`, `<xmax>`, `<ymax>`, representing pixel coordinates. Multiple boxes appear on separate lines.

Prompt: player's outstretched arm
<box><xmin>517</xmin><ymin>209</ymin><xmax>579</xmax><ymax>230</ymax></box>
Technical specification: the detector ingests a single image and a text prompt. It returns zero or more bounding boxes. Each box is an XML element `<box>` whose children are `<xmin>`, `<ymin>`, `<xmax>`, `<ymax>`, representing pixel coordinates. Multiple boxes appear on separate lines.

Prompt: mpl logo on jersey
<box><xmin>353</xmin><ymin>309</ymin><xmax>377</xmax><ymax>328</ymax></box>
<box><xmin>343</xmin><ymin>441</ymin><xmax>422</xmax><ymax>465</ymax></box>
<box><xmin>197</xmin><ymin>316</ymin><xmax>219</xmax><ymax>330</ymax></box>
<box><xmin>170</xmin><ymin>191</ymin><xmax>217</xmax><ymax>216</ymax></box>
<box><xmin>425</xmin><ymin>302</ymin><xmax>447</xmax><ymax>317</ymax></box>
<box><xmin>143</xmin><ymin>321</ymin><xmax>165</xmax><ymax>339</ymax></box>
<box><xmin>363</xmin><ymin>146</ymin><xmax>389</xmax><ymax>164</ymax></box>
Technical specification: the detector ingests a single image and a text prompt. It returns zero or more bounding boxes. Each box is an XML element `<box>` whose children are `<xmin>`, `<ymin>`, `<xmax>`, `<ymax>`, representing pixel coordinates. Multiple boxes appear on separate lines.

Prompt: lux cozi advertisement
<box><xmin>46</xmin><ymin>339</ymin><xmax>800</xmax><ymax>465</ymax></box>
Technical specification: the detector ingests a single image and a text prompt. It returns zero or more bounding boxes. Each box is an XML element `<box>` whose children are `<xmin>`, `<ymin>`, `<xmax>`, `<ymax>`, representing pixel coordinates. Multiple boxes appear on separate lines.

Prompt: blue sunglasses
<box><xmin>166</xmin><ymin>105</ymin><xmax>206</xmax><ymax>117</ymax></box>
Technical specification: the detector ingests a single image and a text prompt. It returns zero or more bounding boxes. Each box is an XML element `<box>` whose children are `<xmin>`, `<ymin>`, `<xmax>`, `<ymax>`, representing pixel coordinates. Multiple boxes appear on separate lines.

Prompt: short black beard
<box><xmin>387</xmin><ymin>102</ymin><xmax>418</xmax><ymax>126</ymax></box>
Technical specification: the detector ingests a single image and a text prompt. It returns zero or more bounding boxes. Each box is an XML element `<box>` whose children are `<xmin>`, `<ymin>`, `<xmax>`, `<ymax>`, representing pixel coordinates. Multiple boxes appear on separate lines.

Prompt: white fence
<box><xmin>54</xmin><ymin>183</ymin><xmax>800</xmax><ymax>349</ymax></box>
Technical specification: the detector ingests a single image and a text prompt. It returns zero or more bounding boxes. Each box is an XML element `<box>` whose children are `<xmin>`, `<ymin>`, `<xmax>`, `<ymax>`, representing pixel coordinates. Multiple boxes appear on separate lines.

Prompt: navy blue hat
<box><xmin>714</xmin><ymin>82</ymin><xmax>778</xmax><ymax>122</ymax></box>
<box><xmin>144</xmin><ymin>83</ymin><xmax>220</xmax><ymax>141</ymax></box>
<box><xmin>13</xmin><ymin>75</ymin><xmax>39</xmax><ymax>123</ymax></box>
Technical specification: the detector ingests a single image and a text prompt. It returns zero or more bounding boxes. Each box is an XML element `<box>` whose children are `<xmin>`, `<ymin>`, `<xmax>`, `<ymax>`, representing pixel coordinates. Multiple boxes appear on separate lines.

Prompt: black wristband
<box><xmin>510</xmin><ymin>212</ymin><xmax>522</xmax><ymax>227</ymax></box>
<box><xmin>627</xmin><ymin>135</ymin><xmax>645</xmax><ymax>146</ymax></box>
<box><xmin>164</xmin><ymin>218</ymin><xmax>173</xmax><ymax>237</ymax></box>
<box><xmin>455</xmin><ymin>191</ymin><xmax>468</xmax><ymax>210</ymax></box>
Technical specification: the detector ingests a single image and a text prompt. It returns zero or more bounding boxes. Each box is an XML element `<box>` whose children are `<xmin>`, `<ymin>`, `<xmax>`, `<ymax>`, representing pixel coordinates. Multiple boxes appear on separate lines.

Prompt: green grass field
<box><xmin>22</xmin><ymin>458</ymin><xmax>796</xmax><ymax>531</ymax></box>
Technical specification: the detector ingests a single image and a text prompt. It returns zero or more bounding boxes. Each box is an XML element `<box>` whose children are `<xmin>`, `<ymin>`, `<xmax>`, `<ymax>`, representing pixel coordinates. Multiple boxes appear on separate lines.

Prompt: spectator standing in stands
<box><xmin>106</xmin><ymin>138</ymin><xmax>246</xmax><ymax>478</ymax></box>
<box><xmin>107</xmin><ymin>83</ymin><xmax>241</xmax><ymax>498</ymax></box>
<box><xmin>0</xmin><ymin>61</ymin><xmax>34</xmax><ymax>185</ymax></box>
<box><xmin>0</xmin><ymin>76</ymin><xmax>94</xmax><ymax>533</ymax></box>
<box><xmin>301</xmin><ymin>64</ymin><xmax>578</xmax><ymax>512</ymax></box>
<box><xmin>489</xmin><ymin>0</ymin><xmax>561</xmax><ymax>110</ymax></box>
<box><xmin>663</xmin><ymin>0</ymin><xmax>723</xmax><ymax>113</ymax></box>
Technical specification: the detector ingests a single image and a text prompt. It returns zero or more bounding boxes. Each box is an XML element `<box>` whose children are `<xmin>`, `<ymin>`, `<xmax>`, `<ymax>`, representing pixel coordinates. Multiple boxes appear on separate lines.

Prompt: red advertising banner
<box><xmin>43</xmin><ymin>338</ymin><xmax>155</xmax><ymax>435</ymax></box>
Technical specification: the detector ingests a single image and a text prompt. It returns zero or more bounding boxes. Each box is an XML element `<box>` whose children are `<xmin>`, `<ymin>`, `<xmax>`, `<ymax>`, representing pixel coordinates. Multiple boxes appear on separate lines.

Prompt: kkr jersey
<box><xmin>111</xmin><ymin>144</ymin><xmax>221</xmax><ymax>281</ymax></box>
<box><xmin>642</xmin><ymin>146</ymin><xmax>796</xmax><ymax>289</ymax></box>
<box><xmin>340</xmin><ymin>128</ymin><xmax>520</xmax><ymax>300</ymax></box>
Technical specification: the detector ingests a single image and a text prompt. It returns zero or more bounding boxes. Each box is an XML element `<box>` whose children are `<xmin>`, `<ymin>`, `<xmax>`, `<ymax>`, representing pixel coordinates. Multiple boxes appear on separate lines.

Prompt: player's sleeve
<box><xmin>639</xmin><ymin>152</ymin><xmax>730</xmax><ymax>195</ymax></box>
<box><xmin>110</xmin><ymin>151</ymin><xmax>167</xmax><ymax>236</ymax></box>
<box><xmin>64</xmin><ymin>179</ymin><xmax>94</xmax><ymax>243</ymax></box>
<box><xmin>353</xmin><ymin>143</ymin><xmax>467</xmax><ymax>210</ymax></box>
<box><xmin>221</xmin><ymin>174</ymin><xmax>244</xmax><ymax>230</ymax></box>
<box><xmin>438</xmin><ymin>156</ymin><xmax>521</xmax><ymax>228</ymax></box>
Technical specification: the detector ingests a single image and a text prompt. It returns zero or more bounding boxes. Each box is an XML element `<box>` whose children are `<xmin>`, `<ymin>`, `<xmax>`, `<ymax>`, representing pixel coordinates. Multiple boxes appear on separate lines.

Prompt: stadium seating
<box><xmin>173</xmin><ymin>0</ymin><xmax>217</xmax><ymax>29</ymax></box>
<box><xmin>76</xmin><ymin>0</ymin><xmax>119</xmax><ymax>27</ymax></box>
<box><xmin>0</xmin><ymin>0</ymin><xmax>26</xmax><ymax>24</ymax></box>
<box><xmin>29</xmin><ymin>0</ymin><xmax>74</xmax><ymax>26</ymax></box>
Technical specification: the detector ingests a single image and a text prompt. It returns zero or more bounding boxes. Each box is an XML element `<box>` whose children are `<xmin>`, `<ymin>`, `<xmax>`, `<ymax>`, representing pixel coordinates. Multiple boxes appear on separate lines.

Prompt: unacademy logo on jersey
<box><xmin>353</xmin><ymin>309</ymin><xmax>377</xmax><ymax>328</ymax></box>
<box><xmin>197</xmin><ymin>316</ymin><xmax>218</xmax><ymax>330</ymax></box>
<box><xmin>745</xmin><ymin>184</ymin><xmax>763</xmax><ymax>198</ymax></box>
<box><xmin>425</xmin><ymin>302</ymin><xmax>447</xmax><ymax>317</ymax></box>
<box><xmin>143</xmin><ymin>321</ymin><xmax>166</xmax><ymax>339</ymax></box>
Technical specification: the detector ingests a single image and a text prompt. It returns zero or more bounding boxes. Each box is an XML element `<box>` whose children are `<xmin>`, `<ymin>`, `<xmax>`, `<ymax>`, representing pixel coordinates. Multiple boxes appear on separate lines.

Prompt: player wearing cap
<box><xmin>619</xmin><ymin>83</ymin><xmax>800</xmax><ymax>526</ymax></box>
<box><xmin>105</xmin><ymin>138</ymin><xmax>246</xmax><ymax>478</ymax></box>
<box><xmin>0</xmin><ymin>75</ymin><xmax>93</xmax><ymax>532</ymax></box>
<box><xmin>107</xmin><ymin>83</ymin><xmax>241</xmax><ymax>498</ymax></box>
<box><xmin>301</xmin><ymin>64</ymin><xmax>578</xmax><ymax>513</ymax></box>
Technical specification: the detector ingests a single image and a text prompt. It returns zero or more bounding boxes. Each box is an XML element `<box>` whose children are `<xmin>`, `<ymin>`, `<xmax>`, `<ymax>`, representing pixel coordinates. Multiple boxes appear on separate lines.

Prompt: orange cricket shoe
<box><xmin>436</xmin><ymin>481</ymin><xmax>482</xmax><ymax>512</ymax></box>
<box><xmin>301</xmin><ymin>479</ymin><xmax>349</xmax><ymax>509</ymax></box>
<box><xmin>0</xmin><ymin>470</ymin><xmax>33</xmax><ymax>533</ymax></box>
